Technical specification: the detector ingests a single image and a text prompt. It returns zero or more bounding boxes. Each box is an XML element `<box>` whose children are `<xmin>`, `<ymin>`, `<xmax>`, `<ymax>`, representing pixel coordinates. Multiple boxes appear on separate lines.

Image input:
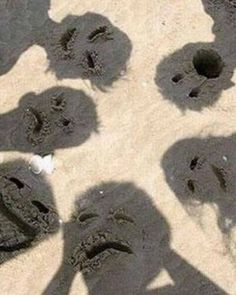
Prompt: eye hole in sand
<box><xmin>193</xmin><ymin>49</ymin><xmax>224</xmax><ymax>79</ymax></box>
<box><xmin>113</xmin><ymin>212</ymin><xmax>134</xmax><ymax>224</ymax></box>
<box><xmin>88</xmin><ymin>26</ymin><xmax>113</xmax><ymax>43</ymax></box>
<box><xmin>26</xmin><ymin>108</ymin><xmax>43</xmax><ymax>133</ymax></box>
<box><xmin>86</xmin><ymin>242</ymin><xmax>133</xmax><ymax>260</ymax></box>
<box><xmin>78</xmin><ymin>212</ymin><xmax>99</xmax><ymax>223</ymax></box>
<box><xmin>172</xmin><ymin>73</ymin><xmax>184</xmax><ymax>83</ymax></box>
<box><xmin>187</xmin><ymin>179</ymin><xmax>195</xmax><ymax>193</ymax></box>
<box><xmin>60</xmin><ymin>28</ymin><xmax>77</xmax><ymax>51</ymax></box>
<box><xmin>190</xmin><ymin>156</ymin><xmax>199</xmax><ymax>170</ymax></box>
<box><xmin>8</xmin><ymin>177</ymin><xmax>25</xmax><ymax>189</ymax></box>
<box><xmin>31</xmin><ymin>200</ymin><xmax>49</xmax><ymax>214</ymax></box>
<box><xmin>211</xmin><ymin>165</ymin><xmax>227</xmax><ymax>192</ymax></box>
<box><xmin>189</xmin><ymin>87</ymin><xmax>201</xmax><ymax>98</ymax></box>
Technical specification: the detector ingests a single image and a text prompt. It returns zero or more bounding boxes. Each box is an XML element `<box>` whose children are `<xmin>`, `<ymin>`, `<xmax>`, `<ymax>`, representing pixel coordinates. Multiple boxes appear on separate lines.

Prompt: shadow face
<box><xmin>43</xmin><ymin>182</ymin><xmax>227</xmax><ymax>295</ymax></box>
<box><xmin>155</xmin><ymin>0</ymin><xmax>236</xmax><ymax>111</ymax></box>
<box><xmin>0</xmin><ymin>159</ymin><xmax>59</xmax><ymax>265</ymax></box>
<box><xmin>40</xmin><ymin>12</ymin><xmax>132</xmax><ymax>90</ymax></box>
<box><xmin>162</xmin><ymin>134</ymin><xmax>236</xmax><ymax>261</ymax></box>
<box><xmin>0</xmin><ymin>0</ymin><xmax>50</xmax><ymax>76</ymax></box>
<box><xmin>0</xmin><ymin>86</ymin><xmax>98</xmax><ymax>155</ymax></box>
<box><xmin>0</xmin><ymin>4</ymin><xmax>132</xmax><ymax>90</ymax></box>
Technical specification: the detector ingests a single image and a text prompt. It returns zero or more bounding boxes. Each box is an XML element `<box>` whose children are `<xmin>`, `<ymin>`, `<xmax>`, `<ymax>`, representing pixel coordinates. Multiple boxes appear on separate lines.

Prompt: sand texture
<box><xmin>0</xmin><ymin>0</ymin><xmax>236</xmax><ymax>294</ymax></box>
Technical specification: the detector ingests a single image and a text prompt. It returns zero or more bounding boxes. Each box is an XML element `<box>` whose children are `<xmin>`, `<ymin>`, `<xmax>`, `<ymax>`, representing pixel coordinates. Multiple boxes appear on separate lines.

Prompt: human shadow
<box><xmin>162</xmin><ymin>134</ymin><xmax>236</xmax><ymax>263</ymax></box>
<box><xmin>0</xmin><ymin>159</ymin><xmax>59</xmax><ymax>265</ymax></box>
<box><xmin>0</xmin><ymin>86</ymin><xmax>99</xmax><ymax>155</ymax></box>
<box><xmin>43</xmin><ymin>182</ymin><xmax>228</xmax><ymax>295</ymax></box>
<box><xmin>0</xmin><ymin>0</ymin><xmax>50</xmax><ymax>76</ymax></box>
<box><xmin>155</xmin><ymin>0</ymin><xmax>236</xmax><ymax>111</ymax></box>
<box><xmin>0</xmin><ymin>1</ymin><xmax>132</xmax><ymax>91</ymax></box>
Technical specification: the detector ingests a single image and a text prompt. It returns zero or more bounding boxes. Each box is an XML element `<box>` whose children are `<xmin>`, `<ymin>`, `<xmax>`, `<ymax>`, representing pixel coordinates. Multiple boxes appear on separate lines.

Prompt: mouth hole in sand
<box><xmin>193</xmin><ymin>49</ymin><xmax>224</xmax><ymax>79</ymax></box>
<box><xmin>27</xmin><ymin>108</ymin><xmax>43</xmax><ymax>133</ymax></box>
<box><xmin>9</xmin><ymin>177</ymin><xmax>24</xmax><ymax>189</ymax></box>
<box><xmin>172</xmin><ymin>73</ymin><xmax>183</xmax><ymax>83</ymax></box>
<box><xmin>60</xmin><ymin>28</ymin><xmax>76</xmax><ymax>51</ymax></box>
<box><xmin>78</xmin><ymin>213</ymin><xmax>99</xmax><ymax>222</ymax></box>
<box><xmin>86</xmin><ymin>242</ymin><xmax>132</xmax><ymax>259</ymax></box>
<box><xmin>211</xmin><ymin>165</ymin><xmax>227</xmax><ymax>192</ymax></box>
<box><xmin>189</xmin><ymin>87</ymin><xmax>201</xmax><ymax>98</ymax></box>
<box><xmin>187</xmin><ymin>179</ymin><xmax>195</xmax><ymax>193</ymax></box>
<box><xmin>31</xmin><ymin>200</ymin><xmax>49</xmax><ymax>214</ymax></box>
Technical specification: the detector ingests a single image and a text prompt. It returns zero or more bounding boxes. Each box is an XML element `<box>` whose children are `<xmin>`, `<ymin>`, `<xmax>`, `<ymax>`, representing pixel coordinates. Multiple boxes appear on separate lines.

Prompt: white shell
<box><xmin>43</xmin><ymin>154</ymin><xmax>54</xmax><ymax>174</ymax></box>
<box><xmin>29</xmin><ymin>155</ymin><xmax>44</xmax><ymax>174</ymax></box>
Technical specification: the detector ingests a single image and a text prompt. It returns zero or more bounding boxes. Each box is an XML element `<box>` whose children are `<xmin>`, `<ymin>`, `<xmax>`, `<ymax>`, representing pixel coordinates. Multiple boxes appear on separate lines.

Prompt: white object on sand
<box><xmin>29</xmin><ymin>154</ymin><xmax>54</xmax><ymax>175</ymax></box>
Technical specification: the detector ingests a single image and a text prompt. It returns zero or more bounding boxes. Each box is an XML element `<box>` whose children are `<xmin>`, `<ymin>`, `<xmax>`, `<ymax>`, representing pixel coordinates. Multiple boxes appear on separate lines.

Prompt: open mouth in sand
<box><xmin>69</xmin><ymin>231</ymin><xmax>133</xmax><ymax>275</ymax></box>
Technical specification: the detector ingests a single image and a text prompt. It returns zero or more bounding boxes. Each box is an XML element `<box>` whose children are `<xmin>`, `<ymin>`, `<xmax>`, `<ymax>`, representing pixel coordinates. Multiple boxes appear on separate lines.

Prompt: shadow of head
<box><xmin>162</xmin><ymin>134</ymin><xmax>236</xmax><ymax>246</ymax></box>
<box><xmin>0</xmin><ymin>86</ymin><xmax>99</xmax><ymax>155</ymax></box>
<box><xmin>0</xmin><ymin>159</ymin><xmax>59</xmax><ymax>265</ymax></box>
<box><xmin>155</xmin><ymin>0</ymin><xmax>236</xmax><ymax>112</ymax></box>
<box><xmin>43</xmin><ymin>12</ymin><xmax>132</xmax><ymax>91</ymax></box>
<box><xmin>43</xmin><ymin>182</ymin><xmax>228</xmax><ymax>295</ymax></box>
<box><xmin>44</xmin><ymin>182</ymin><xmax>170</xmax><ymax>295</ymax></box>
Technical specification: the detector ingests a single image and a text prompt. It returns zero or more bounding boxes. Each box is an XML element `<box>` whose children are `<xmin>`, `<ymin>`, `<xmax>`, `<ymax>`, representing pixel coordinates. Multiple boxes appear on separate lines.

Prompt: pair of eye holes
<box><xmin>78</xmin><ymin>210</ymin><xmax>134</xmax><ymax>224</ymax></box>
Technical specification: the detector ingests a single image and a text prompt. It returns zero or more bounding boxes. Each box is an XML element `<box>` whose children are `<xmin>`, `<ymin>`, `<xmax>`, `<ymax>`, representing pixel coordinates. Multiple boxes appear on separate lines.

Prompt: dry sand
<box><xmin>0</xmin><ymin>0</ymin><xmax>236</xmax><ymax>294</ymax></box>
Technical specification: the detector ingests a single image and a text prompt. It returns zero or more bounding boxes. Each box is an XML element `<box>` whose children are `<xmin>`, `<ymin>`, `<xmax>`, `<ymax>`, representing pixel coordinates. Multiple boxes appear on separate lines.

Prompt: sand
<box><xmin>0</xmin><ymin>0</ymin><xmax>236</xmax><ymax>294</ymax></box>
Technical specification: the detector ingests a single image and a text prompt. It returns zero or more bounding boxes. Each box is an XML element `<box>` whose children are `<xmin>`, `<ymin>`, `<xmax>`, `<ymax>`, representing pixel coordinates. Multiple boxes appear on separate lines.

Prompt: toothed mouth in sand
<box><xmin>69</xmin><ymin>231</ymin><xmax>133</xmax><ymax>274</ymax></box>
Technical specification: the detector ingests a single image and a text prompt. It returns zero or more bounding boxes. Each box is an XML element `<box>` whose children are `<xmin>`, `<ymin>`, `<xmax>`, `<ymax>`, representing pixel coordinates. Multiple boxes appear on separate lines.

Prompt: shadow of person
<box><xmin>0</xmin><ymin>159</ymin><xmax>59</xmax><ymax>264</ymax></box>
<box><xmin>155</xmin><ymin>0</ymin><xmax>236</xmax><ymax>112</ymax></box>
<box><xmin>37</xmin><ymin>12</ymin><xmax>132</xmax><ymax>91</ymax></box>
<box><xmin>0</xmin><ymin>0</ymin><xmax>50</xmax><ymax>76</ymax></box>
<box><xmin>162</xmin><ymin>133</ymin><xmax>236</xmax><ymax>263</ymax></box>
<box><xmin>43</xmin><ymin>182</ymin><xmax>227</xmax><ymax>295</ymax></box>
<box><xmin>0</xmin><ymin>86</ymin><xmax>99</xmax><ymax>155</ymax></box>
<box><xmin>0</xmin><ymin>2</ymin><xmax>132</xmax><ymax>91</ymax></box>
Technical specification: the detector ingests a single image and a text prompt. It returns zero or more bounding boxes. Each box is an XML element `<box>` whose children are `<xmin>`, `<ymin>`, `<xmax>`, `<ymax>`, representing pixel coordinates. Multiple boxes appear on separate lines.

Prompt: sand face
<box><xmin>0</xmin><ymin>0</ymin><xmax>236</xmax><ymax>294</ymax></box>
<box><xmin>155</xmin><ymin>0</ymin><xmax>236</xmax><ymax>112</ymax></box>
<box><xmin>43</xmin><ymin>182</ymin><xmax>227</xmax><ymax>295</ymax></box>
<box><xmin>0</xmin><ymin>87</ymin><xmax>98</xmax><ymax>155</ymax></box>
<box><xmin>0</xmin><ymin>160</ymin><xmax>59</xmax><ymax>265</ymax></box>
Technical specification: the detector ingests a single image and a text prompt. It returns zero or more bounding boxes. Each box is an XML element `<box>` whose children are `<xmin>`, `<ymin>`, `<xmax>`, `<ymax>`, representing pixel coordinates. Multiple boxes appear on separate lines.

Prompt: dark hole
<box><xmin>62</xmin><ymin>118</ymin><xmax>70</xmax><ymax>126</ymax></box>
<box><xmin>9</xmin><ymin>177</ymin><xmax>24</xmax><ymax>189</ymax></box>
<box><xmin>190</xmin><ymin>156</ymin><xmax>199</xmax><ymax>170</ymax></box>
<box><xmin>114</xmin><ymin>213</ymin><xmax>134</xmax><ymax>223</ymax></box>
<box><xmin>31</xmin><ymin>200</ymin><xmax>49</xmax><ymax>214</ymax></box>
<box><xmin>86</xmin><ymin>51</ymin><xmax>95</xmax><ymax>69</ymax></box>
<box><xmin>193</xmin><ymin>49</ymin><xmax>224</xmax><ymax>79</ymax></box>
<box><xmin>60</xmin><ymin>28</ymin><xmax>76</xmax><ymax>51</ymax></box>
<box><xmin>78</xmin><ymin>213</ymin><xmax>98</xmax><ymax>222</ymax></box>
<box><xmin>211</xmin><ymin>165</ymin><xmax>227</xmax><ymax>192</ymax></box>
<box><xmin>27</xmin><ymin>108</ymin><xmax>43</xmax><ymax>133</ymax></box>
<box><xmin>189</xmin><ymin>87</ymin><xmax>201</xmax><ymax>98</ymax></box>
<box><xmin>187</xmin><ymin>179</ymin><xmax>195</xmax><ymax>193</ymax></box>
<box><xmin>172</xmin><ymin>73</ymin><xmax>183</xmax><ymax>83</ymax></box>
<box><xmin>86</xmin><ymin>242</ymin><xmax>132</xmax><ymax>259</ymax></box>
<box><xmin>88</xmin><ymin>26</ymin><xmax>107</xmax><ymax>41</ymax></box>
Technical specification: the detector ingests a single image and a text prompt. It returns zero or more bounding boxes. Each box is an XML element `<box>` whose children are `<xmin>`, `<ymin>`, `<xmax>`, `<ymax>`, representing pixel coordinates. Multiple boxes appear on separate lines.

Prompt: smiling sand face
<box><xmin>58</xmin><ymin>182</ymin><xmax>170</xmax><ymax>294</ymax></box>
